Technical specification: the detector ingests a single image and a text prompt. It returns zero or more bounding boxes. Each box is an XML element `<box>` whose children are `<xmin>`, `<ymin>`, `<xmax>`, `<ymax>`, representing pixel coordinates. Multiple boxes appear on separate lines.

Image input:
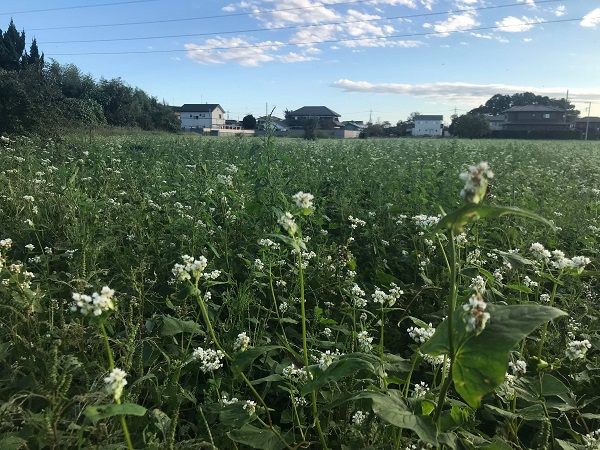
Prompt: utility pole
<box><xmin>585</xmin><ymin>102</ymin><xmax>592</xmax><ymax>141</ymax></box>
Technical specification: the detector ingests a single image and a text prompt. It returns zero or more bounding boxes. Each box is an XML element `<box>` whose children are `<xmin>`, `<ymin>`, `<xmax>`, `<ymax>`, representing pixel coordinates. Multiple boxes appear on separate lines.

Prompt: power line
<box><xmin>45</xmin><ymin>17</ymin><xmax>582</xmax><ymax>56</ymax></box>
<box><xmin>27</xmin><ymin>0</ymin><xmax>564</xmax><ymax>31</ymax></box>
<box><xmin>34</xmin><ymin>0</ymin><xmax>565</xmax><ymax>45</ymax></box>
<box><xmin>0</xmin><ymin>0</ymin><xmax>161</xmax><ymax>16</ymax></box>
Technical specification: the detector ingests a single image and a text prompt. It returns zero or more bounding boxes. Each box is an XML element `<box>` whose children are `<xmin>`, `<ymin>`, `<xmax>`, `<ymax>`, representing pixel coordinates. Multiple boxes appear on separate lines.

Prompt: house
<box><xmin>502</xmin><ymin>105</ymin><xmax>570</xmax><ymax>131</ymax></box>
<box><xmin>412</xmin><ymin>115</ymin><xmax>443</xmax><ymax>136</ymax></box>
<box><xmin>178</xmin><ymin>104</ymin><xmax>226</xmax><ymax>131</ymax></box>
<box><xmin>171</xmin><ymin>106</ymin><xmax>182</xmax><ymax>119</ymax></box>
<box><xmin>574</xmin><ymin>116</ymin><xmax>600</xmax><ymax>139</ymax></box>
<box><xmin>342</xmin><ymin>121</ymin><xmax>365</xmax><ymax>132</ymax></box>
<box><xmin>287</xmin><ymin>106</ymin><xmax>341</xmax><ymax>128</ymax></box>
<box><xmin>257</xmin><ymin>116</ymin><xmax>288</xmax><ymax>132</ymax></box>
<box><xmin>486</xmin><ymin>115</ymin><xmax>505</xmax><ymax>131</ymax></box>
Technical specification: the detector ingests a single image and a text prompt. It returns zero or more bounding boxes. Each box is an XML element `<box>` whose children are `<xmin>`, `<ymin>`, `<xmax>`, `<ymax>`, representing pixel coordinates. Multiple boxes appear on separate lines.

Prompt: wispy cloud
<box><xmin>331</xmin><ymin>79</ymin><xmax>600</xmax><ymax>104</ymax></box>
<box><xmin>423</xmin><ymin>13</ymin><xmax>479</xmax><ymax>35</ymax></box>
<box><xmin>581</xmin><ymin>8</ymin><xmax>600</xmax><ymax>28</ymax></box>
<box><xmin>185</xmin><ymin>37</ymin><xmax>282</xmax><ymax>66</ymax></box>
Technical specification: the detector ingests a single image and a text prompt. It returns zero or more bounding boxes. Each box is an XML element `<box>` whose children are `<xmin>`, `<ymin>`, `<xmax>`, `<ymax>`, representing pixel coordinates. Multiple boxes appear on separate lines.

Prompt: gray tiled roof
<box><xmin>575</xmin><ymin>116</ymin><xmax>600</xmax><ymax>123</ymax></box>
<box><xmin>414</xmin><ymin>115</ymin><xmax>443</xmax><ymax>120</ymax></box>
<box><xmin>503</xmin><ymin>105</ymin><xmax>565</xmax><ymax>113</ymax></box>
<box><xmin>179</xmin><ymin>104</ymin><xmax>222</xmax><ymax>112</ymax></box>
<box><xmin>291</xmin><ymin>106</ymin><xmax>341</xmax><ymax>117</ymax></box>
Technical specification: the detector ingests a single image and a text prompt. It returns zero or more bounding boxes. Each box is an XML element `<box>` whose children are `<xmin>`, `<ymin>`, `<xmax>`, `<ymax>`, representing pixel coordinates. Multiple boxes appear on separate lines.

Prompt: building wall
<box><xmin>412</xmin><ymin>120</ymin><xmax>443</xmax><ymax>136</ymax></box>
<box><xmin>180</xmin><ymin>107</ymin><xmax>226</xmax><ymax>130</ymax></box>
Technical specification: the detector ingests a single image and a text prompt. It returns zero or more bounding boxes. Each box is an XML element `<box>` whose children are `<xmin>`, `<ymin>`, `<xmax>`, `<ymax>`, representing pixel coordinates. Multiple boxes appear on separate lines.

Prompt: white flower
<box><xmin>508</xmin><ymin>359</ymin><xmax>527</xmax><ymax>377</ymax></box>
<box><xmin>243</xmin><ymin>400</ymin><xmax>257</xmax><ymax>416</ymax></box>
<box><xmin>412</xmin><ymin>381</ymin><xmax>429</xmax><ymax>398</ymax></box>
<box><xmin>407</xmin><ymin>324</ymin><xmax>435</xmax><ymax>344</ymax></box>
<box><xmin>351</xmin><ymin>410</ymin><xmax>367</xmax><ymax>426</ymax></box>
<box><xmin>319</xmin><ymin>350</ymin><xmax>336</xmax><ymax>370</ymax></box>
<box><xmin>348</xmin><ymin>216</ymin><xmax>366</xmax><ymax>229</ymax></box>
<box><xmin>104</xmin><ymin>368</ymin><xmax>127</xmax><ymax>401</ymax></box>
<box><xmin>540</xmin><ymin>293</ymin><xmax>550</xmax><ymax>303</ymax></box>
<box><xmin>292</xmin><ymin>191</ymin><xmax>314</xmax><ymax>210</ymax></box>
<box><xmin>530</xmin><ymin>242</ymin><xmax>551</xmax><ymax>261</ymax></box>
<box><xmin>234</xmin><ymin>332</ymin><xmax>251</xmax><ymax>352</ymax></box>
<box><xmin>357</xmin><ymin>331</ymin><xmax>373</xmax><ymax>352</ymax></box>
<box><xmin>278</xmin><ymin>212</ymin><xmax>297</xmax><ymax>236</ymax></box>
<box><xmin>469</xmin><ymin>275</ymin><xmax>486</xmax><ymax>292</ymax></box>
<box><xmin>565</xmin><ymin>339</ymin><xmax>591</xmax><ymax>360</ymax></box>
<box><xmin>569</xmin><ymin>256</ymin><xmax>591</xmax><ymax>273</ymax></box>
<box><xmin>192</xmin><ymin>347</ymin><xmax>225</xmax><ymax>372</ymax></box>
<box><xmin>25</xmin><ymin>244</ymin><xmax>35</xmax><ymax>251</ymax></box>
<box><xmin>71</xmin><ymin>286</ymin><xmax>115</xmax><ymax>316</ymax></box>
<box><xmin>171</xmin><ymin>255</ymin><xmax>208</xmax><ymax>282</ymax></box>
<box><xmin>253</xmin><ymin>258</ymin><xmax>264</xmax><ymax>271</ymax></box>
<box><xmin>459</xmin><ymin>162</ymin><xmax>493</xmax><ymax>204</ymax></box>
<box><xmin>583</xmin><ymin>429</ymin><xmax>600</xmax><ymax>450</ymax></box>
<box><xmin>463</xmin><ymin>293</ymin><xmax>490</xmax><ymax>334</ymax></box>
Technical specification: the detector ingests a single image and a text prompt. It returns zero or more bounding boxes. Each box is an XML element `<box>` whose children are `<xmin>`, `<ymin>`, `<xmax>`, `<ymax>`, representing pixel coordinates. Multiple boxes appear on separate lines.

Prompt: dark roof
<box><xmin>291</xmin><ymin>106</ymin><xmax>341</xmax><ymax>117</ymax></box>
<box><xmin>575</xmin><ymin>116</ymin><xmax>600</xmax><ymax>123</ymax></box>
<box><xmin>171</xmin><ymin>106</ymin><xmax>182</xmax><ymax>112</ymax></box>
<box><xmin>179</xmin><ymin>104</ymin><xmax>222</xmax><ymax>112</ymax></box>
<box><xmin>487</xmin><ymin>116</ymin><xmax>505</xmax><ymax>122</ymax></box>
<box><xmin>414</xmin><ymin>115</ymin><xmax>443</xmax><ymax>120</ymax></box>
<box><xmin>503</xmin><ymin>105</ymin><xmax>565</xmax><ymax>113</ymax></box>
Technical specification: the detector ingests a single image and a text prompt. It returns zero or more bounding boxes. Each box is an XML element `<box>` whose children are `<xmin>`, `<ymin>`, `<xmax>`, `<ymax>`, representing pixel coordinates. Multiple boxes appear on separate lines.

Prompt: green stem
<box><xmin>537</xmin><ymin>273</ymin><xmax>561</xmax><ymax>360</ymax></box>
<box><xmin>297</xmin><ymin>245</ymin><xmax>328</xmax><ymax>450</ymax></box>
<box><xmin>99</xmin><ymin>323</ymin><xmax>134</xmax><ymax>450</ymax></box>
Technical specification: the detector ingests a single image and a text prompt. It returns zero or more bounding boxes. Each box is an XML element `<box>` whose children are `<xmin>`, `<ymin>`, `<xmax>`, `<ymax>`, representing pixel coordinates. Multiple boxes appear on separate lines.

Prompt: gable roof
<box><xmin>414</xmin><ymin>115</ymin><xmax>443</xmax><ymax>120</ymax></box>
<box><xmin>179</xmin><ymin>104</ymin><xmax>223</xmax><ymax>112</ymax></box>
<box><xmin>291</xmin><ymin>106</ymin><xmax>341</xmax><ymax>117</ymax></box>
<box><xmin>503</xmin><ymin>105</ymin><xmax>565</xmax><ymax>113</ymax></box>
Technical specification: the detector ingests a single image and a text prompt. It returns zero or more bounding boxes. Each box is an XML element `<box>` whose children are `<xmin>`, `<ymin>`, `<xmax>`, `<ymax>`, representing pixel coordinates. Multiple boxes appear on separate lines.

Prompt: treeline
<box><xmin>469</xmin><ymin>92</ymin><xmax>579</xmax><ymax>119</ymax></box>
<box><xmin>0</xmin><ymin>19</ymin><xmax>180</xmax><ymax>135</ymax></box>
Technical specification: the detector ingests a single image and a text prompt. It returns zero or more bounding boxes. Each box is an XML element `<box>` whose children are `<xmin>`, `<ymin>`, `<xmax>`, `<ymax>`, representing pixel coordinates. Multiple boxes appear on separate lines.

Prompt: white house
<box><xmin>178</xmin><ymin>104</ymin><xmax>226</xmax><ymax>131</ymax></box>
<box><xmin>412</xmin><ymin>115</ymin><xmax>443</xmax><ymax>136</ymax></box>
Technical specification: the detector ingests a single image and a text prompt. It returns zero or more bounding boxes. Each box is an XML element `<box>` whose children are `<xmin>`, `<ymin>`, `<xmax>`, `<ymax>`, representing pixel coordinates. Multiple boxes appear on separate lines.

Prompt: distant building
<box><xmin>412</xmin><ymin>115</ymin><xmax>443</xmax><ymax>136</ymax></box>
<box><xmin>288</xmin><ymin>106</ymin><xmax>342</xmax><ymax>128</ymax></box>
<box><xmin>486</xmin><ymin>115</ymin><xmax>506</xmax><ymax>131</ymax></box>
<box><xmin>502</xmin><ymin>105</ymin><xmax>570</xmax><ymax>131</ymax></box>
<box><xmin>257</xmin><ymin>117</ymin><xmax>288</xmax><ymax>132</ymax></box>
<box><xmin>178</xmin><ymin>104</ymin><xmax>226</xmax><ymax>130</ymax></box>
<box><xmin>574</xmin><ymin>116</ymin><xmax>600</xmax><ymax>139</ymax></box>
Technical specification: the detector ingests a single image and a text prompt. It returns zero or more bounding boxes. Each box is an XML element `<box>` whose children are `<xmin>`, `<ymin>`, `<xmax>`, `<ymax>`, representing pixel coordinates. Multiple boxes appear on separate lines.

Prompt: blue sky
<box><xmin>1</xmin><ymin>0</ymin><xmax>598</xmax><ymax>123</ymax></box>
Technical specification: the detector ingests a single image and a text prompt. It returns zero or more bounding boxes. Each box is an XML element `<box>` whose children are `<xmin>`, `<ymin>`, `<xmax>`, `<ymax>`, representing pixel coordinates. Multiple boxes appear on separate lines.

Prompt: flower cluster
<box><xmin>104</xmin><ymin>368</ymin><xmax>128</xmax><ymax>401</ymax></box>
<box><xmin>508</xmin><ymin>359</ymin><xmax>527</xmax><ymax>377</ymax></box>
<box><xmin>459</xmin><ymin>162</ymin><xmax>494</xmax><ymax>204</ymax></box>
<box><xmin>412</xmin><ymin>381</ymin><xmax>429</xmax><ymax>398</ymax></box>
<box><xmin>565</xmin><ymin>339</ymin><xmax>591</xmax><ymax>361</ymax></box>
<box><xmin>282</xmin><ymin>364</ymin><xmax>311</xmax><ymax>382</ymax></box>
<box><xmin>258</xmin><ymin>238</ymin><xmax>280</xmax><ymax>250</ymax></box>
<box><xmin>348</xmin><ymin>215</ymin><xmax>366</xmax><ymax>229</ymax></box>
<box><xmin>351</xmin><ymin>410</ymin><xmax>368</xmax><ymax>426</ymax></box>
<box><xmin>583</xmin><ymin>429</ymin><xmax>600</xmax><ymax>450</ymax></box>
<box><xmin>243</xmin><ymin>400</ymin><xmax>257</xmax><ymax>416</ymax></box>
<box><xmin>292</xmin><ymin>191</ymin><xmax>314</xmax><ymax>210</ymax></box>
<box><xmin>357</xmin><ymin>330</ymin><xmax>374</xmax><ymax>352</ymax></box>
<box><xmin>278</xmin><ymin>212</ymin><xmax>297</xmax><ymax>236</ymax></box>
<box><xmin>234</xmin><ymin>332</ymin><xmax>251</xmax><ymax>352</ymax></box>
<box><xmin>412</xmin><ymin>214</ymin><xmax>441</xmax><ymax>228</ymax></box>
<box><xmin>463</xmin><ymin>293</ymin><xmax>491</xmax><ymax>334</ymax></box>
<box><xmin>407</xmin><ymin>323</ymin><xmax>435</xmax><ymax>344</ymax></box>
<box><xmin>171</xmin><ymin>255</ymin><xmax>208</xmax><ymax>282</ymax></box>
<box><xmin>71</xmin><ymin>286</ymin><xmax>115</xmax><ymax>317</ymax></box>
<box><xmin>371</xmin><ymin>283</ymin><xmax>403</xmax><ymax>307</ymax></box>
<box><xmin>530</xmin><ymin>243</ymin><xmax>591</xmax><ymax>273</ymax></box>
<box><xmin>193</xmin><ymin>347</ymin><xmax>225</xmax><ymax>372</ymax></box>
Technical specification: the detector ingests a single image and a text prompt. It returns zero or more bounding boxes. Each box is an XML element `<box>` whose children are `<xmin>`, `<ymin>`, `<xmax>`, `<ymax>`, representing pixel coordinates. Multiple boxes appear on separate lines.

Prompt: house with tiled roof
<box><xmin>287</xmin><ymin>106</ymin><xmax>342</xmax><ymax>129</ymax></box>
<box><xmin>502</xmin><ymin>105</ymin><xmax>570</xmax><ymax>131</ymax></box>
<box><xmin>178</xmin><ymin>104</ymin><xmax>226</xmax><ymax>130</ymax></box>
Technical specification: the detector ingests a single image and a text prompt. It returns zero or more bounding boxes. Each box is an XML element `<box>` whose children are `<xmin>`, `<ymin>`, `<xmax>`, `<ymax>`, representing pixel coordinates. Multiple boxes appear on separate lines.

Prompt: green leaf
<box><xmin>232</xmin><ymin>346</ymin><xmax>282</xmax><ymax>374</ymax></box>
<box><xmin>227</xmin><ymin>424</ymin><xmax>288</xmax><ymax>450</ymax></box>
<box><xmin>422</xmin><ymin>304</ymin><xmax>566</xmax><ymax>408</ymax></box>
<box><xmin>160</xmin><ymin>315</ymin><xmax>204</xmax><ymax>336</ymax></box>
<box><xmin>435</xmin><ymin>203</ymin><xmax>555</xmax><ymax>234</ymax></box>
<box><xmin>300</xmin><ymin>355</ymin><xmax>375</xmax><ymax>396</ymax></box>
<box><xmin>0</xmin><ymin>435</ymin><xmax>28</xmax><ymax>450</ymax></box>
<box><xmin>362</xmin><ymin>391</ymin><xmax>438</xmax><ymax>445</ymax></box>
<box><xmin>83</xmin><ymin>403</ymin><xmax>147</xmax><ymax>424</ymax></box>
<box><xmin>496</xmin><ymin>250</ymin><xmax>535</xmax><ymax>268</ymax></box>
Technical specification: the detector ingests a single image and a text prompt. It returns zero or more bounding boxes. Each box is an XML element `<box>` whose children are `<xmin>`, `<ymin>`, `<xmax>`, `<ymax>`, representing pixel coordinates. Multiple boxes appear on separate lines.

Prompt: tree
<box><xmin>469</xmin><ymin>92</ymin><xmax>580</xmax><ymax>119</ymax></box>
<box><xmin>448</xmin><ymin>114</ymin><xmax>491</xmax><ymax>138</ymax></box>
<box><xmin>242</xmin><ymin>114</ymin><xmax>257</xmax><ymax>130</ymax></box>
<box><xmin>303</xmin><ymin>117</ymin><xmax>318</xmax><ymax>140</ymax></box>
<box><xmin>0</xmin><ymin>19</ymin><xmax>26</xmax><ymax>71</ymax></box>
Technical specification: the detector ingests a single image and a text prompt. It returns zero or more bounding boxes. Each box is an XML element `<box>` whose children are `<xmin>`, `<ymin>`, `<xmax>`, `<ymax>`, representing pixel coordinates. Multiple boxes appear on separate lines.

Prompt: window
<box><xmin>543</xmin><ymin>113</ymin><xmax>550</xmax><ymax>119</ymax></box>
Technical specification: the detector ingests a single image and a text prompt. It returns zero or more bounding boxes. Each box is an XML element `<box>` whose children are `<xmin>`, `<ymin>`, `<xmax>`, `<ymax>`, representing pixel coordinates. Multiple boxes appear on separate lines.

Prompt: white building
<box><xmin>178</xmin><ymin>104</ymin><xmax>226</xmax><ymax>131</ymax></box>
<box><xmin>412</xmin><ymin>115</ymin><xmax>443</xmax><ymax>136</ymax></box>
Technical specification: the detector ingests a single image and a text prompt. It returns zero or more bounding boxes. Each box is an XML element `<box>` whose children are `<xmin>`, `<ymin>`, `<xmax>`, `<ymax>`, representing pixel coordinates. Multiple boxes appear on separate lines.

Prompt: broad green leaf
<box><xmin>483</xmin><ymin>437</ymin><xmax>520</xmax><ymax>450</ymax></box>
<box><xmin>83</xmin><ymin>403</ymin><xmax>147</xmax><ymax>423</ymax></box>
<box><xmin>160</xmin><ymin>315</ymin><xmax>204</xmax><ymax>336</ymax></box>
<box><xmin>435</xmin><ymin>203</ymin><xmax>555</xmax><ymax>234</ymax></box>
<box><xmin>300</xmin><ymin>355</ymin><xmax>375</xmax><ymax>396</ymax></box>
<box><xmin>219</xmin><ymin>403</ymin><xmax>253</xmax><ymax>428</ymax></box>
<box><xmin>496</xmin><ymin>250</ymin><xmax>535</xmax><ymax>268</ymax></box>
<box><xmin>422</xmin><ymin>304</ymin><xmax>566</xmax><ymax>408</ymax></box>
<box><xmin>361</xmin><ymin>391</ymin><xmax>438</xmax><ymax>445</ymax></box>
<box><xmin>484</xmin><ymin>404</ymin><xmax>546</xmax><ymax>421</ymax></box>
<box><xmin>0</xmin><ymin>435</ymin><xmax>28</xmax><ymax>450</ymax></box>
<box><xmin>227</xmin><ymin>424</ymin><xmax>287</xmax><ymax>450</ymax></box>
<box><xmin>232</xmin><ymin>345</ymin><xmax>282</xmax><ymax>374</ymax></box>
<box><xmin>554</xmin><ymin>439</ymin><xmax>578</xmax><ymax>450</ymax></box>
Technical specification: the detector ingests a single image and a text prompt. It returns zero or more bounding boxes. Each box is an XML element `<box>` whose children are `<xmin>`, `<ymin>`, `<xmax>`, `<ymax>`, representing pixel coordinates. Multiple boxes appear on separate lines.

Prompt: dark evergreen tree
<box><xmin>0</xmin><ymin>19</ymin><xmax>26</xmax><ymax>70</ymax></box>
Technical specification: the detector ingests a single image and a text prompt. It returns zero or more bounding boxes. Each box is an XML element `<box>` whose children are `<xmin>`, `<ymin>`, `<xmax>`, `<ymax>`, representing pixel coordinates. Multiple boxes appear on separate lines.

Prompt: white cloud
<box><xmin>278</xmin><ymin>52</ymin><xmax>318</xmax><ymax>63</ymax></box>
<box><xmin>331</xmin><ymin>79</ymin><xmax>600</xmax><ymax>104</ymax></box>
<box><xmin>495</xmin><ymin>16</ymin><xmax>542</xmax><ymax>32</ymax></box>
<box><xmin>581</xmin><ymin>8</ymin><xmax>600</xmax><ymax>28</ymax></box>
<box><xmin>551</xmin><ymin>5</ymin><xmax>566</xmax><ymax>17</ymax></box>
<box><xmin>424</xmin><ymin>13</ymin><xmax>479</xmax><ymax>35</ymax></box>
<box><xmin>185</xmin><ymin>37</ymin><xmax>283</xmax><ymax>66</ymax></box>
<box><xmin>340</xmin><ymin>38</ymin><xmax>424</xmax><ymax>48</ymax></box>
<box><xmin>222</xmin><ymin>4</ymin><xmax>236</xmax><ymax>12</ymax></box>
<box><xmin>259</xmin><ymin>0</ymin><xmax>341</xmax><ymax>27</ymax></box>
<box><xmin>518</xmin><ymin>0</ymin><xmax>536</xmax><ymax>6</ymax></box>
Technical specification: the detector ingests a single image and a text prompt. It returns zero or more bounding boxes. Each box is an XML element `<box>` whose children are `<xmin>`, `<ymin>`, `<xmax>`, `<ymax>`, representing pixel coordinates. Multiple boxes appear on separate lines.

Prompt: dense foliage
<box><xmin>1</xmin><ymin>132</ymin><xmax>598</xmax><ymax>449</ymax></box>
<box><xmin>0</xmin><ymin>20</ymin><xmax>180</xmax><ymax>135</ymax></box>
<box><xmin>469</xmin><ymin>93</ymin><xmax>579</xmax><ymax>119</ymax></box>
